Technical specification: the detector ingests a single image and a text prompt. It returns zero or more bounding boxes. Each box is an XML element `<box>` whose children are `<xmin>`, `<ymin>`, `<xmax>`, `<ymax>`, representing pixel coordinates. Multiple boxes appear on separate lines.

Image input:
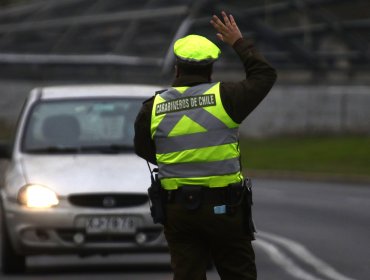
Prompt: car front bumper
<box><xmin>2</xmin><ymin>199</ymin><xmax>167</xmax><ymax>256</ymax></box>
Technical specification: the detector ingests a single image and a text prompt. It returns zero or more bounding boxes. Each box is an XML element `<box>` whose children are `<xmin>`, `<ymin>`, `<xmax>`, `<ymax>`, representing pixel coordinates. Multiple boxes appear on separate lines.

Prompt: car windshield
<box><xmin>22</xmin><ymin>98</ymin><xmax>144</xmax><ymax>154</ymax></box>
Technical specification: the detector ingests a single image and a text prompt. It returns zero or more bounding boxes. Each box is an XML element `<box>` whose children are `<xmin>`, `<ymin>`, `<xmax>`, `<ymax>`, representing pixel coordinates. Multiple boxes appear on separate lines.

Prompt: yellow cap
<box><xmin>174</xmin><ymin>34</ymin><xmax>221</xmax><ymax>64</ymax></box>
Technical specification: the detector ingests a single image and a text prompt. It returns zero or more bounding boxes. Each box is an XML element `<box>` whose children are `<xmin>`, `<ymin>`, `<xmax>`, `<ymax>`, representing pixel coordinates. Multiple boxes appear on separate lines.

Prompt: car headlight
<box><xmin>18</xmin><ymin>184</ymin><xmax>59</xmax><ymax>208</ymax></box>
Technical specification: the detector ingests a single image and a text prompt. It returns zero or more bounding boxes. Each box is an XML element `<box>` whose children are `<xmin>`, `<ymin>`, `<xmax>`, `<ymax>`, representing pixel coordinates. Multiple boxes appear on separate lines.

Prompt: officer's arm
<box><xmin>134</xmin><ymin>98</ymin><xmax>157</xmax><ymax>165</ymax></box>
<box><xmin>211</xmin><ymin>12</ymin><xmax>277</xmax><ymax>123</ymax></box>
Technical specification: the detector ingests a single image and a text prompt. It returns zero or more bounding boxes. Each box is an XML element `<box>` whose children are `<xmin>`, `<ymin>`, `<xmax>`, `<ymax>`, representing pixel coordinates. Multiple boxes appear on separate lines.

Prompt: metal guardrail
<box><xmin>0</xmin><ymin>6</ymin><xmax>188</xmax><ymax>33</ymax></box>
<box><xmin>0</xmin><ymin>0</ymin><xmax>368</xmax><ymax>77</ymax></box>
<box><xmin>0</xmin><ymin>53</ymin><xmax>163</xmax><ymax>66</ymax></box>
<box><xmin>0</xmin><ymin>0</ymin><xmax>84</xmax><ymax>18</ymax></box>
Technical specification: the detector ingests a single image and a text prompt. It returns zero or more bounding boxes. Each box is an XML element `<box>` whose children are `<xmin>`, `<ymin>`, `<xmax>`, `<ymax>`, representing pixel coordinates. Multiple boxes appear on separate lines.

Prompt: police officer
<box><xmin>134</xmin><ymin>12</ymin><xmax>277</xmax><ymax>280</ymax></box>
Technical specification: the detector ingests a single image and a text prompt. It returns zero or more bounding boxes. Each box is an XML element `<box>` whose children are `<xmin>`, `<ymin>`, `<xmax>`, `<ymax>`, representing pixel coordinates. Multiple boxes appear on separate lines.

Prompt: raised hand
<box><xmin>210</xmin><ymin>11</ymin><xmax>243</xmax><ymax>46</ymax></box>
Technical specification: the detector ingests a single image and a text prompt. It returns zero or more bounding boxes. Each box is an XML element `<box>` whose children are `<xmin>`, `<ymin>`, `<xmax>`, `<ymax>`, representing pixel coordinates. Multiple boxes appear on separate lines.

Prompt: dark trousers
<box><xmin>164</xmin><ymin>202</ymin><xmax>257</xmax><ymax>280</ymax></box>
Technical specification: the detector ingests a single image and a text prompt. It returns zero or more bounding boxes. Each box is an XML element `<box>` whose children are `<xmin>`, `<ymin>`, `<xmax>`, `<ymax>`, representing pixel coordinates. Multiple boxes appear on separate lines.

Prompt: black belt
<box><xmin>167</xmin><ymin>185</ymin><xmax>244</xmax><ymax>205</ymax></box>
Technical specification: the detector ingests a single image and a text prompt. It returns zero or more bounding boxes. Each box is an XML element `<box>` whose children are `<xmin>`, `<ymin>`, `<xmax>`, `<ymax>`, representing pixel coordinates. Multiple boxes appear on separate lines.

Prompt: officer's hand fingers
<box><xmin>210</xmin><ymin>19</ymin><xmax>220</xmax><ymax>33</ymax></box>
<box><xmin>230</xmin><ymin>14</ymin><xmax>238</xmax><ymax>28</ymax></box>
<box><xmin>211</xmin><ymin>15</ymin><xmax>228</xmax><ymax>32</ymax></box>
<box><xmin>229</xmin><ymin>14</ymin><xmax>242</xmax><ymax>37</ymax></box>
<box><xmin>221</xmin><ymin>11</ymin><xmax>232</xmax><ymax>28</ymax></box>
<box><xmin>216</xmin><ymin>33</ymin><xmax>224</xmax><ymax>42</ymax></box>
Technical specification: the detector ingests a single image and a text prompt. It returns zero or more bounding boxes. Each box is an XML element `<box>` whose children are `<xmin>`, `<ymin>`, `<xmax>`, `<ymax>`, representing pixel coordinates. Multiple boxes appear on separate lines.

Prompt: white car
<box><xmin>0</xmin><ymin>84</ymin><xmax>166</xmax><ymax>274</ymax></box>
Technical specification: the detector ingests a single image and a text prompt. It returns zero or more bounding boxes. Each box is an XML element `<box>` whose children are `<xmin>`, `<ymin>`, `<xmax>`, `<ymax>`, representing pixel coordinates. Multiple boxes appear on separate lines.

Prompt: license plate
<box><xmin>85</xmin><ymin>216</ymin><xmax>137</xmax><ymax>234</ymax></box>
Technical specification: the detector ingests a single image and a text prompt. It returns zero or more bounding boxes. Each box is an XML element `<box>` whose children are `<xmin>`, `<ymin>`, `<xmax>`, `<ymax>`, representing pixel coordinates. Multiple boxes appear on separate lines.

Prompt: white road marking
<box><xmin>256</xmin><ymin>231</ymin><xmax>358</xmax><ymax>280</ymax></box>
<box><xmin>256</xmin><ymin>238</ymin><xmax>324</xmax><ymax>280</ymax></box>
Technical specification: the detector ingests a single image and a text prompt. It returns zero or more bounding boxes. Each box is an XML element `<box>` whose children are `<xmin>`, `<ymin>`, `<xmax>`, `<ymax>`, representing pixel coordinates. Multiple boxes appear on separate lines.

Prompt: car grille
<box><xmin>57</xmin><ymin>228</ymin><xmax>163</xmax><ymax>243</ymax></box>
<box><xmin>68</xmin><ymin>193</ymin><xmax>148</xmax><ymax>208</ymax></box>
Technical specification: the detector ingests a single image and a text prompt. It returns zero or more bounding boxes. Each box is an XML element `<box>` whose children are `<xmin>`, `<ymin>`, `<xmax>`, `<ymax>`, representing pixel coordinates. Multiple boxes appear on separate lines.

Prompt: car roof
<box><xmin>31</xmin><ymin>84</ymin><xmax>162</xmax><ymax>100</ymax></box>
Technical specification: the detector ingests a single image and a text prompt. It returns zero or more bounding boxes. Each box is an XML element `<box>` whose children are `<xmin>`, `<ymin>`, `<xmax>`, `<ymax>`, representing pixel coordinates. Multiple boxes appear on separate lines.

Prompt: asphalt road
<box><xmin>1</xmin><ymin>178</ymin><xmax>369</xmax><ymax>280</ymax></box>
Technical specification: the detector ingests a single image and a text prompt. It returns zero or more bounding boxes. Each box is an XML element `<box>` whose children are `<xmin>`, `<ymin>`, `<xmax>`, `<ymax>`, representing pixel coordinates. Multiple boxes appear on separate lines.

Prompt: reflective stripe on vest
<box><xmin>151</xmin><ymin>82</ymin><xmax>243</xmax><ymax>190</ymax></box>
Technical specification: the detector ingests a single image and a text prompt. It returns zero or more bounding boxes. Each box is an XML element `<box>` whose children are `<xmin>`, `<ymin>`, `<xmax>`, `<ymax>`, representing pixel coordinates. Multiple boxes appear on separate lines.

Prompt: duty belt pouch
<box><xmin>180</xmin><ymin>186</ymin><xmax>203</xmax><ymax>211</ymax></box>
<box><xmin>242</xmin><ymin>178</ymin><xmax>256</xmax><ymax>239</ymax></box>
<box><xmin>226</xmin><ymin>182</ymin><xmax>244</xmax><ymax>215</ymax></box>
<box><xmin>227</xmin><ymin>182</ymin><xmax>244</xmax><ymax>203</ymax></box>
<box><xmin>147</xmin><ymin>171</ymin><xmax>166</xmax><ymax>225</ymax></box>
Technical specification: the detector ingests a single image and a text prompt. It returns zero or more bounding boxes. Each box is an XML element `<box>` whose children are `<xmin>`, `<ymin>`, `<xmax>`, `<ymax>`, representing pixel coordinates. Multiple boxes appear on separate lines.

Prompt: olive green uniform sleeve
<box><xmin>220</xmin><ymin>38</ymin><xmax>277</xmax><ymax>123</ymax></box>
<box><xmin>134</xmin><ymin>96</ymin><xmax>157</xmax><ymax>164</ymax></box>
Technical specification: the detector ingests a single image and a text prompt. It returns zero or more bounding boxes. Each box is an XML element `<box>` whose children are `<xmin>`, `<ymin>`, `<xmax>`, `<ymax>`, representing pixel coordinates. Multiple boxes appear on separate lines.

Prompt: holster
<box><xmin>226</xmin><ymin>182</ymin><xmax>244</xmax><ymax>215</ymax></box>
<box><xmin>242</xmin><ymin>178</ymin><xmax>256</xmax><ymax>240</ymax></box>
<box><xmin>218</xmin><ymin>179</ymin><xmax>256</xmax><ymax>239</ymax></box>
<box><xmin>147</xmin><ymin>171</ymin><xmax>166</xmax><ymax>225</ymax></box>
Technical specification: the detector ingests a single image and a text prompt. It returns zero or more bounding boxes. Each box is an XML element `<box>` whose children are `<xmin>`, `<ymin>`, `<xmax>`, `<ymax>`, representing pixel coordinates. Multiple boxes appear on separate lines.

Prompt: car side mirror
<box><xmin>0</xmin><ymin>142</ymin><xmax>12</xmax><ymax>159</ymax></box>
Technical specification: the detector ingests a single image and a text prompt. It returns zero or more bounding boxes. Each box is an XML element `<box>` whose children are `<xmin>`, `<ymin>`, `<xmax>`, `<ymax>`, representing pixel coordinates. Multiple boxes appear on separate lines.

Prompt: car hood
<box><xmin>20</xmin><ymin>154</ymin><xmax>151</xmax><ymax>196</ymax></box>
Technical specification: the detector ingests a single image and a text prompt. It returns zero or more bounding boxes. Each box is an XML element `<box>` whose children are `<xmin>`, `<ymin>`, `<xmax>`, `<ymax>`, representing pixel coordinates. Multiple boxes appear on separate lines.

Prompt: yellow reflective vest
<box><xmin>151</xmin><ymin>82</ymin><xmax>243</xmax><ymax>190</ymax></box>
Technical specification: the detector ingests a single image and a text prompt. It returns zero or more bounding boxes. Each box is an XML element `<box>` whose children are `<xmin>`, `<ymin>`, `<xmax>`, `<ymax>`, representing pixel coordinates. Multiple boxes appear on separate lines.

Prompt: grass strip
<box><xmin>240</xmin><ymin>136</ymin><xmax>370</xmax><ymax>177</ymax></box>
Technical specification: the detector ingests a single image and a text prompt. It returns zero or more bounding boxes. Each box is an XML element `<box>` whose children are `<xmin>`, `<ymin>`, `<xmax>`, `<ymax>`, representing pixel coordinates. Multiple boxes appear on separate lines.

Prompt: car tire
<box><xmin>1</xmin><ymin>210</ymin><xmax>26</xmax><ymax>274</ymax></box>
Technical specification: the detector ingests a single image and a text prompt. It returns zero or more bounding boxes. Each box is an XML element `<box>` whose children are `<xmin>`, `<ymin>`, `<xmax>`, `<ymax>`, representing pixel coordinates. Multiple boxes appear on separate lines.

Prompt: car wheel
<box><xmin>1</xmin><ymin>211</ymin><xmax>26</xmax><ymax>274</ymax></box>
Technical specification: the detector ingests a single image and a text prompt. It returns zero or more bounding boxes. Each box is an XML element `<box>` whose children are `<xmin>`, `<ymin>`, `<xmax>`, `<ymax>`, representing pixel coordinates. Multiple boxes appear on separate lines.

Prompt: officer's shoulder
<box><xmin>142</xmin><ymin>96</ymin><xmax>154</xmax><ymax>104</ymax></box>
<box><xmin>155</xmin><ymin>89</ymin><xmax>167</xmax><ymax>95</ymax></box>
<box><xmin>142</xmin><ymin>89</ymin><xmax>167</xmax><ymax>104</ymax></box>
